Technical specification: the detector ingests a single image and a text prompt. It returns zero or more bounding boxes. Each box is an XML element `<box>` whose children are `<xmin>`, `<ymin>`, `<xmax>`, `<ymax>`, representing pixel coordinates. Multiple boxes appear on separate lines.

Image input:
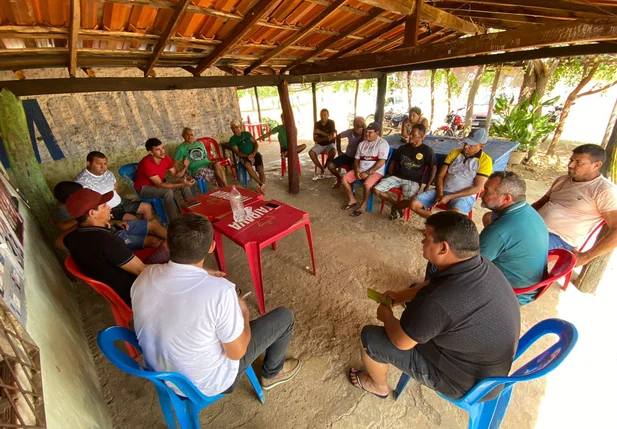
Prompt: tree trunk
<box><xmin>254</xmin><ymin>86</ymin><xmax>262</xmax><ymax>122</ymax></box>
<box><xmin>547</xmin><ymin>63</ymin><xmax>599</xmax><ymax>156</ymax></box>
<box><xmin>354</xmin><ymin>79</ymin><xmax>359</xmax><ymax>118</ymax></box>
<box><xmin>278</xmin><ymin>81</ymin><xmax>299</xmax><ymax>194</ymax></box>
<box><xmin>532</xmin><ymin>59</ymin><xmax>560</xmax><ymax>116</ymax></box>
<box><xmin>518</xmin><ymin>61</ymin><xmax>536</xmax><ymax>103</ymax></box>
<box><xmin>311</xmin><ymin>82</ymin><xmax>317</xmax><ymax>125</ymax></box>
<box><xmin>464</xmin><ymin>65</ymin><xmax>486</xmax><ymax>135</ymax></box>
<box><xmin>406</xmin><ymin>71</ymin><xmax>412</xmax><ymax>111</ymax></box>
<box><xmin>602</xmin><ymin>96</ymin><xmax>617</xmax><ymax>149</ymax></box>
<box><xmin>0</xmin><ymin>88</ymin><xmax>55</xmax><ymax>241</ymax></box>
<box><xmin>375</xmin><ymin>75</ymin><xmax>388</xmax><ymax>128</ymax></box>
<box><xmin>485</xmin><ymin>64</ymin><xmax>502</xmax><ymax>134</ymax></box>
<box><xmin>430</xmin><ymin>69</ymin><xmax>435</xmax><ymax>129</ymax></box>
<box><xmin>446</xmin><ymin>69</ymin><xmax>452</xmax><ymax>114</ymax></box>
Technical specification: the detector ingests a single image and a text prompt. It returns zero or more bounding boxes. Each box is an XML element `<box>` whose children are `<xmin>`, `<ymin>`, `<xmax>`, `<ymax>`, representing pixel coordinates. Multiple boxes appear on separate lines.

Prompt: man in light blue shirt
<box><xmin>480</xmin><ymin>171</ymin><xmax>548</xmax><ymax>305</ymax></box>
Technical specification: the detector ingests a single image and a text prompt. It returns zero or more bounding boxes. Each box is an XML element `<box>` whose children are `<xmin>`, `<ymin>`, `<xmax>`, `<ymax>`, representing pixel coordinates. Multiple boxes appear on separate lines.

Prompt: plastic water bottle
<box><xmin>230</xmin><ymin>185</ymin><xmax>246</xmax><ymax>223</ymax></box>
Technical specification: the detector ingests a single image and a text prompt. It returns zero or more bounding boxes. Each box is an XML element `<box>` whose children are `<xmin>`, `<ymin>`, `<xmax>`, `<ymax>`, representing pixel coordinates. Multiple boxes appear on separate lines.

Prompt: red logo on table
<box><xmin>228</xmin><ymin>205</ymin><xmax>274</xmax><ymax>230</ymax></box>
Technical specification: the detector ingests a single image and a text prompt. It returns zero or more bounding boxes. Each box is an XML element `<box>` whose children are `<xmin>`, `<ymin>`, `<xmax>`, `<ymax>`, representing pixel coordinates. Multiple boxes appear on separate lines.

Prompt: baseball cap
<box><xmin>366</xmin><ymin>122</ymin><xmax>382</xmax><ymax>133</ymax></box>
<box><xmin>66</xmin><ymin>188</ymin><xmax>113</xmax><ymax>219</ymax></box>
<box><xmin>463</xmin><ymin>128</ymin><xmax>488</xmax><ymax>146</ymax></box>
<box><xmin>229</xmin><ymin>119</ymin><xmax>241</xmax><ymax>127</ymax></box>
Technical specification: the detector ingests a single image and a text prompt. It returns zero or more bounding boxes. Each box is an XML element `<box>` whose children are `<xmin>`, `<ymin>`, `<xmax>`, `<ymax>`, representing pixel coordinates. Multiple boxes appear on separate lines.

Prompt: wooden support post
<box><xmin>278</xmin><ymin>81</ymin><xmax>299</xmax><ymax>194</ymax></box>
<box><xmin>69</xmin><ymin>0</ymin><xmax>80</xmax><ymax>77</ymax></box>
<box><xmin>374</xmin><ymin>75</ymin><xmax>388</xmax><ymax>128</ymax></box>
<box><xmin>0</xmin><ymin>89</ymin><xmax>55</xmax><ymax>241</ymax></box>
<box><xmin>403</xmin><ymin>0</ymin><xmax>422</xmax><ymax>47</ymax></box>
<box><xmin>254</xmin><ymin>87</ymin><xmax>262</xmax><ymax>122</ymax></box>
<box><xmin>575</xmin><ymin>117</ymin><xmax>617</xmax><ymax>293</ymax></box>
<box><xmin>312</xmin><ymin>82</ymin><xmax>318</xmax><ymax>125</ymax></box>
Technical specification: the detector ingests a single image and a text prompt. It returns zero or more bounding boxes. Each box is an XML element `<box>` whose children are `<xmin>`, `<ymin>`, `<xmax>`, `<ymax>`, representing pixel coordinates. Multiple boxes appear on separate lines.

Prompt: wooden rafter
<box><xmin>244</xmin><ymin>0</ymin><xmax>348</xmax><ymax>75</ymax></box>
<box><xmin>68</xmin><ymin>0</ymin><xmax>80</xmax><ymax>77</ymax></box>
<box><xmin>106</xmin><ymin>0</ymin><xmax>243</xmax><ymax>21</ymax></box>
<box><xmin>329</xmin><ymin>17</ymin><xmax>407</xmax><ymax>60</ymax></box>
<box><xmin>360</xmin><ymin>0</ymin><xmax>416</xmax><ymax>15</ymax></box>
<box><xmin>427</xmin><ymin>0</ymin><xmax>617</xmax><ymax>16</ymax></box>
<box><xmin>282</xmin><ymin>8</ymin><xmax>385</xmax><ymax>73</ymax></box>
<box><xmin>290</xmin><ymin>20</ymin><xmax>617</xmax><ymax>75</ymax></box>
<box><xmin>191</xmin><ymin>0</ymin><xmax>281</xmax><ymax>76</ymax></box>
<box><xmin>143</xmin><ymin>0</ymin><xmax>192</xmax><ymax>77</ymax></box>
<box><xmin>434</xmin><ymin>2</ymin><xmax>605</xmax><ymax>20</ymax></box>
<box><xmin>308</xmin><ymin>0</ymin><xmax>394</xmax><ymax>23</ymax></box>
<box><xmin>449</xmin><ymin>11</ymin><xmax>557</xmax><ymax>26</ymax></box>
<box><xmin>403</xmin><ymin>0</ymin><xmax>422</xmax><ymax>46</ymax></box>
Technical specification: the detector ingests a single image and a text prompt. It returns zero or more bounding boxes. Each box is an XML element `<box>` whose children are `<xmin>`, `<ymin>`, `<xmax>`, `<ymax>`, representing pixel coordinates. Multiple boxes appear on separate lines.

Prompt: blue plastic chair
<box><xmin>119</xmin><ymin>163</ymin><xmax>169</xmax><ymax>226</ymax></box>
<box><xmin>351</xmin><ymin>148</ymin><xmax>394</xmax><ymax>212</ymax></box>
<box><xmin>97</xmin><ymin>326</ymin><xmax>265</xmax><ymax>429</ymax></box>
<box><xmin>195</xmin><ymin>178</ymin><xmax>208</xmax><ymax>194</ymax></box>
<box><xmin>394</xmin><ymin>318</ymin><xmax>578</xmax><ymax>429</ymax></box>
<box><xmin>237</xmin><ymin>162</ymin><xmax>249</xmax><ymax>187</ymax></box>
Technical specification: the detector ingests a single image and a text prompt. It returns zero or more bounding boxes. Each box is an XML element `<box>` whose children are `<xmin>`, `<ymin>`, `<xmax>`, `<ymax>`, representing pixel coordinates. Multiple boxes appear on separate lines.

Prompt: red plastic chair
<box><xmin>64</xmin><ymin>256</ymin><xmax>138</xmax><ymax>358</ymax></box>
<box><xmin>133</xmin><ymin>247</ymin><xmax>156</xmax><ymax>262</ymax></box>
<box><xmin>378</xmin><ymin>167</ymin><xmax>427</xmax><ymax>222</ymax></box>
<box><xmin>281</xmin><ymin>155</ymin><xmax>302</xmax><ymax>177</ymax></box>
<box><xmin>514</xmin><ymin>249</ymin><xmax>576</xmax><ymax>300</ymax></box>
<box><xmin>197</xmin><ymin>137</ymin><xmax>237</xmax><ymax>180</ymax></box>
<box><xmin>431</xmin><ymin>193</ymin><xmax>479</xmax><ymax>219</ymax></box>
<box><xmin>577</xmin><ymin>219</ymin><xmax>606</xmax><ymax>253</ymax></box>
<box><xmin>314</xmin><ymin>152</ymin><xmax>328</xmax><ymax>174</ymax></box>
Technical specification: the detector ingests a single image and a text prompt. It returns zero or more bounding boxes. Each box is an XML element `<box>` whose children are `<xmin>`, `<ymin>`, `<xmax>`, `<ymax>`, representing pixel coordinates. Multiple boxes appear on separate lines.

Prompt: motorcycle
<box><xmin>433</xmin><ymin>107</ymin><xmax>465</xmax><ymax>137</ymax></box>
<box><xmin>383</xmin><ymin>110</ymin><xmax>407</xmax><ymax>136</ymax></box>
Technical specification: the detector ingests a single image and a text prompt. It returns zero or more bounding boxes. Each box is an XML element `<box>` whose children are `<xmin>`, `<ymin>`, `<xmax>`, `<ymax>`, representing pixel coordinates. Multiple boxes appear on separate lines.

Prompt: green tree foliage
<box><xmin>491</xmin><ymin>93</ymin><xmax>559</xmax><ymax>153</ymax></box>
<box><xmin>549</xmin><ymin>55</ymin><xmax>617</xmax><ymax>93</ymax></box>
<box><xmin>434</xmin><ymin>69</ymin><xmax>462</xmax><ymax>96</ymax></box>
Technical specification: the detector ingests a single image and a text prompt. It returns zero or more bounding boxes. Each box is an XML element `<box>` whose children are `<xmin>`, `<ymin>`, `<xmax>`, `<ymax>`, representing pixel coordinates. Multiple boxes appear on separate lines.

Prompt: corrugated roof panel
<box><xmin>102</xmin><ymin>2</ymin><xmax>131</xmax><ymax>31</ymax></box>
<box><xmin>128</xmin><ymin>6</ymin><xmax>158</xmax><ymax>32</ymax></box>
<box><xmin>270</xmin><ymin>0</ymin><xmax>304</xmax><ymax>23</ymax></box>
<box><xmin>293</xmin><ymin>3</ymin><xmax>325</xmax><ymax>27</ymax></box>
<box><xmin>1</xmin><ymin>0</ymin><xmax>36</xmax><ymax>25</ymax></box>
<box><xmin>283</xmin><ymin>2</ymin><xmax>317</xmax><ymax>26</ymax></box>
<box><xmin>81</xmin><ymin>0</ymin><xmax>101</xmax><ymax>30</ymax></box>
<box><xmin>39</xmin><ymin>0</ymin><xmax>70</xmax><ymax>26</ymax></box>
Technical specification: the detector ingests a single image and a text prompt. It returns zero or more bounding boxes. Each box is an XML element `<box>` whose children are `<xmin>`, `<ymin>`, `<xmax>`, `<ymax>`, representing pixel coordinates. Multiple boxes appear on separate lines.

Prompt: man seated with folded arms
<box><xmin>258</xmin><ymin>113</ymin><xmax>306</xmax><ymax>160</ymax></box>
<box><xmin>62</xmin><ymin>189</ymin><xmax>170</xmax><ymax>306</ymax></box>
<box><xmin>373</xmin><ymin>123</ymin><xmax>437</xmax><ymax>220</ymax></box>
<box><xmin>405</xmin><ymin>128</ymin><xmax>492</xmax><ymax>218</ymax></box>
<box><xmin>480</xmin><ymin>171</ymin><xmax>548</xmax><ymax>305</ymax></box>
<box><xmin>173</xmin><ymin>127</ymin><xmax>227</xmax><ymax>188</ymax></box>
<box><xmin>52</xmin><ymin>181</ymin><xmax>167</xmax><ymax>252</ymax></box>
<box><xmin>341</xmin><ymin>122</ymin><xmax>390</xmax><ymax>217</ymax></box>
<box><xmin>351</xmin><ymin>211</ymin><xmax>520</xmax><ymax>399</ymax></box>
<box><xmin>75</xmin><ymin>150</ymin><xmax>153</xmax><ymax>221</ymax></box>
<box><xmin>529</xmin><ymin>144</ymin><xmax>617</xmax><ymax>267</ymax></box>
<box><xmin>229</xmin><ymin>120</ymin><xmax>266</xmax><ymax>193</ymax></box>
<box><xmin>132</xmin><ymin>213</ymin><xmax>301</xmax><ymax>394</ymax></box>
<box><xmin>327</xmin><ymin>116</ymin><xmax>366</xmax><ymax>188</ymax></box>
<box><xmin>134</xmin><ymin>138</ymin><xmax>195</xmax><ymax>223</ymax></box>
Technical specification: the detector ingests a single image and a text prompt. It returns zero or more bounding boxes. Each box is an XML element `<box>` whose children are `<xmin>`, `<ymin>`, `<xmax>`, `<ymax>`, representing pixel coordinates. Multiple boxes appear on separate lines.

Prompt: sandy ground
<box><xmin>73</xmin><ymin>139</ymin><xmax>616</xmax><ymax>429</ymax></box>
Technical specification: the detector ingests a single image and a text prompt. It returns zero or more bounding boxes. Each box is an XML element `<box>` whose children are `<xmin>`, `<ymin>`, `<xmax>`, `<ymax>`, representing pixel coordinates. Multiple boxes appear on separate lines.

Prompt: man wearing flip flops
<box><xmin>349</xmin><ymin>212</ymin><xmax>520</xmax><ymax>399</ymax></box>
<box><xmin>340</xmin><ymin>122</ymin><xmax>390</xmax><ymax>217</ymax></box>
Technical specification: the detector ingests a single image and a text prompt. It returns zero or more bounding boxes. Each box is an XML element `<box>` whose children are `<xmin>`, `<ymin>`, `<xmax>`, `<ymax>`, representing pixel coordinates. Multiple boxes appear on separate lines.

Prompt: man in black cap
<box><xmin>340</xmin><ymin>122</ymin><xmax>390</xmax><ymax>217</ymax></box>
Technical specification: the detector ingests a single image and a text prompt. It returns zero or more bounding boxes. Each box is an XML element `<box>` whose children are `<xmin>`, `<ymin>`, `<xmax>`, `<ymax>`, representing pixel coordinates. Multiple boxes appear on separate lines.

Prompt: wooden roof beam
<box><xmin>244</xmin><ymin>0</ymin><xmax>347</xmax><ymax>75</ymax></box>
<box><xmin>143</xmin><ymin>0</ymin><xmax>192</xmax><ymax>77</ymax></box>
<box><xmin>434</xmin><ymin>2</ymin><xmax>602</xmax><ymax>20</ymax></box>
<box><xmin>403</xmin><ymin>0</ymin><xmax>422</xmax><ymax>47</ymax></box>
<box><xmin>106</xmin><ymin>0</ymin><xmax>243</xmax><ymax>21</ymax></box>
<box><xmin>308</xmin><ymin>0</ymin><xmax>394</xmax><ymax>23</ymax></box>
<box><xmin>191</xmin><ymin>0</ymin><xmax>281</xmax><ymax>76</ymax></box>
<box><xmin>68</xmin><ymin>0</ymin><xmax>80</xmax><ymax>77</ymax></box>
<box><xmin>427</xmin><ymin>0</ymin><xmax>617</xmax><ymax>16</ymax></box>
<box><xmin>329</xmin><ymin>16</ymin><xmax>407</xmax><ymax>60</ymax></box>
<box><xmin>290</xmin><ymin>20</ymin><xmax>617</xmax><ymax>75</ymax></box>
<box><xmin>282</xmin><ymin>7</ymin><xmax>386</xmax><ymax>73</ymax></box>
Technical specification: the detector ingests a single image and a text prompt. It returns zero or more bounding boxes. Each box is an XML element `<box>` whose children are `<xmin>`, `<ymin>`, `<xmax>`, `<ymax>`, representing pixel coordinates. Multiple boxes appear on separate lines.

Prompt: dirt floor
<box><xmin>74</xmin><ymin>138</ymin><xmax>616</xmax><ymax>429</ymax></box>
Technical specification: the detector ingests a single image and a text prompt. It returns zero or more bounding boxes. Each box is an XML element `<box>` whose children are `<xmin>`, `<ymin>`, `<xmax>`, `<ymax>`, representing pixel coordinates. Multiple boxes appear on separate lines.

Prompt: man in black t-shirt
<box><xmin>63</xmin><ymin>188</ymin><xmax>148</xmax><ymax>306</ymax></box>
<box><xmin>374</xmin><ymin>124</ymin><xmax>437</xmax><ymax>220</ymax></box>
<box><xmin>349</xmin><ymin>211</ymin><xmax>520</xmax><ymax>399</ymax></box>
<box><xmin>310</xmin><ymin>108</ymin><xmax>337</xmax><ymax>180</ymax></box>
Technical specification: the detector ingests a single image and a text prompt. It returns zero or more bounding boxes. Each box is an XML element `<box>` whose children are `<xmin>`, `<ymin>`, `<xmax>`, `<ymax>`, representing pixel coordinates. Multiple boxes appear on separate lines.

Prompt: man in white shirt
<box><xmin>132</xmin><ymin>213</ymin><xmax>301</xmax><ymax>396</ymax></box>
<box><xmin>340</xmin><ymin>122</ymin><xmax>390</xmax><ymax>217</ymax></box>
<box><xmin>75</xmin><ymin>151</ymin><xmax>153</xmax><ymax>221</ymax></box>
<box><xmin>531</xmin><ymin>144</ymin><xmax>617</xmax><ymax>267</ymax></box>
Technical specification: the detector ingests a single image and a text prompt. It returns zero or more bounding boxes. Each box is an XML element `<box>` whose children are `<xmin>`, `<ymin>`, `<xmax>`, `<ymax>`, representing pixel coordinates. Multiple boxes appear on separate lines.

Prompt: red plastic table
<box><xmin>212</xmin><ymin>199</ymin><xmax>316</xmax><ymax>315</ymax></box>
<box><xmin>184</xmin><ymin>186</ymin><xmax>264</xmax><ymax>221</ymax></box>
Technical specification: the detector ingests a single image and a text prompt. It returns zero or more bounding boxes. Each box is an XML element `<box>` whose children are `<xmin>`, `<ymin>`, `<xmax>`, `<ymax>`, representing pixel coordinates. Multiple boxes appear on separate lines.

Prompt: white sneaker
<box><xmin>312</xmin><ymin>174</ymin><xmax>321</xmax><ymax>181</ymax></box>
<box><xmin>318</xmin><ymin>173</ymin><xmax>325</xmax><ymax>180</ymax></box>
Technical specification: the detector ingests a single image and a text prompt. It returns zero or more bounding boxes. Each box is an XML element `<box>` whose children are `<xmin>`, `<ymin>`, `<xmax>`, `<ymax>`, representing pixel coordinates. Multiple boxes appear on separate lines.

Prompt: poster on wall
<box><xmin>0</xmin><ymin>169</ymin><xmax>26</xmax><ymax>325</ymax></box>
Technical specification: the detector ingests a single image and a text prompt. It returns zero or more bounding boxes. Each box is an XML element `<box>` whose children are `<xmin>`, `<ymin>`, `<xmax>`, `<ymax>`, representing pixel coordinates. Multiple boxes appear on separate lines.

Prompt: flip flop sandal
<box><xmin>341</xmin><ymin>203</ymin><xmax>357</xmax><ymax>210</ymax></box>
<box><xmin>332</xmin><ymin>182</ymin><xmax>343</xmax><ymax>188</ymax></box>
<box><xmin>350</xmin><ymin>210</ymin><xmax>364</xmax><ymax>217</ymax></box>
<box><xmin>348</xmin><ymin>368</ymin><xmax>388</xmax><ymax>399</ymax></box>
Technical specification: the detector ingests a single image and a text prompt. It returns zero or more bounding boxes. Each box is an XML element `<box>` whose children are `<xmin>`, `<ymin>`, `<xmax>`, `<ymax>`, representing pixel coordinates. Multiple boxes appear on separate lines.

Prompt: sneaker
<box><xmin>389</xmin><ymin>206</ymin><xmax>403</xmax><ymax>221</ymax></box>
<box><xmin>312</xmin><ymin>174</ymin><xmax>321</xmax><ymax>181</ymax></box>
<box><xmin>318</xmin><ymin>173</ymin><xmax>326</xmax><ymax>180</ymax></box>
<box><xmin>261</xmin><ymin>359</ymin><xmax>302</xmax><ymax>390</ymax></box>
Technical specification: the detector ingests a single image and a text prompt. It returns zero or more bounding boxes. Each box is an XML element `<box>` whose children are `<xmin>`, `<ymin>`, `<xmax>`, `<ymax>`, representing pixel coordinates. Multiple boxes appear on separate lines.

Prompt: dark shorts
<box><xmin>111</xmin><ymin>198</ymin><xmax>142</xmax><ymax>220</ymax></box>
<box><xmin>361</xmin><ymin>325</ymin><xmax>449</xmax><ymax>396</ymax></box>
<box><xmin>241</xmin><ymin>152</ymin><xmax>263</xmax><ymax>168</ymax></box>
<box><xmin>330</xmin><ymin>154</ymin><xmax>355</xmax><ymax>169</ymax></box>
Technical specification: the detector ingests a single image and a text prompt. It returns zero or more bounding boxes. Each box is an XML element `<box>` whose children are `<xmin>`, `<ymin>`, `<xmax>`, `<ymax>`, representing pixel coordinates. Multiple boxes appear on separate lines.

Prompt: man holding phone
<box><xmin>350</xmin><ymin>211</ymin><xmax>520</xmax><ymax>399</ymax></box>
<box><xmin>132</xmin><ymin>214</ymin><xmax>301</xmax><ymax>396</ymax></box>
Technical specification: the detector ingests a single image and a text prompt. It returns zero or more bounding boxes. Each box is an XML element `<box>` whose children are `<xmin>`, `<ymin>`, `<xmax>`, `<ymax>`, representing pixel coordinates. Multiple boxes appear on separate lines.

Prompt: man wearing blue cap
<box><xmin>400</xmin><ymin>128</ymin><xmax>493</xmax><ymax>219</ymax></box>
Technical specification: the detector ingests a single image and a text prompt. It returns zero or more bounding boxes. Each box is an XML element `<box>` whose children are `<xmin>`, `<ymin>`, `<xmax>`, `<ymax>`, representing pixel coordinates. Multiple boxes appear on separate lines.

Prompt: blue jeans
<box><xmin>115</xmin><ymin>219</ymin><xmax>148</xmax><ymax>250</ymax></box>
<box><xmin>548</xmin><ymin>233</ymin><xmax>575</xmax><ymax>251</ymax></box>
<box><xmin>415</xmin><ymin>189</ymin><xmax>476</xmax><ymax>214</ymax></box>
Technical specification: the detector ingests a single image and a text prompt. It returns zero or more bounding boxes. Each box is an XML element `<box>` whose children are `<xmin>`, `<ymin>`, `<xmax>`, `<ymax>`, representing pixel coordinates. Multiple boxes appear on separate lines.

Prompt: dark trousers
<box><xmin>224</xmin><ymin>307</ymin><xmax>294</xmax><ymax>392</ymax></box>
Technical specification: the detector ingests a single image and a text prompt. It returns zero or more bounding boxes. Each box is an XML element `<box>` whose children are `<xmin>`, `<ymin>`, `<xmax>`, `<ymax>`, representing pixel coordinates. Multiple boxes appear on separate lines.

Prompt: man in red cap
<box><xmin>63</xmin><ymin>189</ymin><xmax>161</xmax><ymax>306</ymax></box>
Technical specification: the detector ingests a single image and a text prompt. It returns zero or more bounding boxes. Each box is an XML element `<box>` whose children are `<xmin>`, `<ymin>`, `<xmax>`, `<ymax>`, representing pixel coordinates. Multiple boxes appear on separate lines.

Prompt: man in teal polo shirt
<box><xmin>480</xmin><ymin>171</ymin><xmax>548</xmax><ymax>305</ymax></box>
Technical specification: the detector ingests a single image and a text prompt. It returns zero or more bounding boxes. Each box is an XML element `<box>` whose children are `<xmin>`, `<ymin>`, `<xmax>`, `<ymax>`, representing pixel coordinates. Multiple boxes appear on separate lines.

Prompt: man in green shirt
<box><xmin>173</xmin><ymin>128</ymin><xmax>227</xmax><ymax>188</ymax></box>
<box><xmin>229</xmin><ymin>119</ymin><xmax>265</xmax><ymax>193</ymax></box>
<box><xmin>259</xmin><ymin>113</ymin><xmax>306</xmax><ymax>159</ymax></box>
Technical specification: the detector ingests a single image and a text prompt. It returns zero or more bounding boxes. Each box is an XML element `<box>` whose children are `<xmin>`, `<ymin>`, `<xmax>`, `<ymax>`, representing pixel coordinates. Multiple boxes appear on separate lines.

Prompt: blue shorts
<box><xmin>414</xmin><ymin>189</ymin><xmax>476</xmax><ymax>214</ymax></box>
<box><xmin>548</xmin><ymin>232</ymin><xmax>575</xmax><ymax>252</ymax></box>
<box><xmin>115</xmin><ymin>219</ymin><xmax>148</xmax><ymax>250</ymax></box>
